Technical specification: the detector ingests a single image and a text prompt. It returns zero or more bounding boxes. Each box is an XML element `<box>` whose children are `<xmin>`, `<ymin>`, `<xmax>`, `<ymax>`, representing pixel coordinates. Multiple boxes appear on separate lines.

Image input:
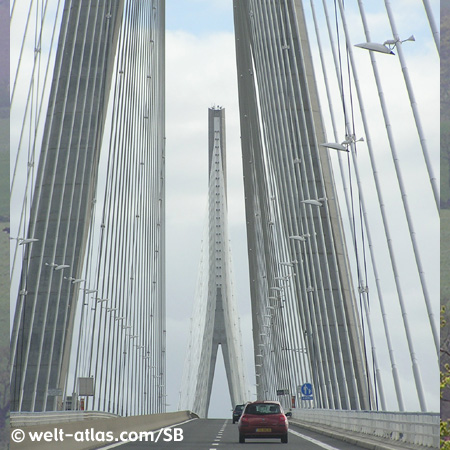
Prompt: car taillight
<box><xmin>279</xmin><ymin>415</ymin><xmax>287</xmax><ymax>422</ymax></box>
<box><xmin>240</xmin><ymin>415</ymin><xmax>249</xmax><ymax>423</ymax></box>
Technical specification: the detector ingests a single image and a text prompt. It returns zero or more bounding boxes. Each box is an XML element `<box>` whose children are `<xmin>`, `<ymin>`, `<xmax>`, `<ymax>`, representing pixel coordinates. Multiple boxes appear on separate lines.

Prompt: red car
<box><xmin>238</xmin><ymin>400</ymin><xmax>291</xmax><ymax>444</ymax></box>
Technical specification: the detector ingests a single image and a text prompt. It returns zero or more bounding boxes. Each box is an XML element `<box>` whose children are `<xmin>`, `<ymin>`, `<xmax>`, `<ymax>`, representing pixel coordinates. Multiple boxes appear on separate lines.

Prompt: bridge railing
<box><xmin>291</xmin><ymin>409</ymin><xmax>439</xmax><ymax>448</ymax></box>
<box><xmin>10</xmin><ymin>411</ymin><xmax>120</xmax><ymax>427</ymax></box>
<box><xmin>10</xmin><ymin>410</ymin><xmax>197</xmax><ymax>450</ymax></box>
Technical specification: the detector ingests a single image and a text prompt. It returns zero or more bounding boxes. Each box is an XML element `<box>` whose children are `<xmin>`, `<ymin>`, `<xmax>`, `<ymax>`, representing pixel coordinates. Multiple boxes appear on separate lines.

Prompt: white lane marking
<box><xmin>210</xmin><ymin>419</ymin><xmax>226</xmax><ymax>447</ymax></box>
<box><xmin>289</xmin><ymin>428</ymin><xmax>342</xmax><ymax>450</ymax></box>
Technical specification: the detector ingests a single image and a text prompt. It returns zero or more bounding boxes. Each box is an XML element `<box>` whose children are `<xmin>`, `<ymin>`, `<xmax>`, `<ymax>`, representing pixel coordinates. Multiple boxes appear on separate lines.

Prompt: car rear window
<box><xmin>235</xmin><ymin>405</ymin><xmax>244</xmax><ymax>411</ymax></box>
<box><xmin>245</xmin><ymin>403</ymin><xmax>280</xmax><ymax>415</ymax></box>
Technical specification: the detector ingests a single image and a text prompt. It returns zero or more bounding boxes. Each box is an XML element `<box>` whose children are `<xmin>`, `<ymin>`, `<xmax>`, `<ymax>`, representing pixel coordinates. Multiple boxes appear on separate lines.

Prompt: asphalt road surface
<box><xmin>100</xmin><ymin>418</ymin><xmax>368</xmax><ymax>449</ymax></box>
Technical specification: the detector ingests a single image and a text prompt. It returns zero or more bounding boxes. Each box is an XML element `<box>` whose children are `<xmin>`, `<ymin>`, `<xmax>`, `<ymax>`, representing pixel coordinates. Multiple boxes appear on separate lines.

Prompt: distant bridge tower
<box><xmin>179</xmin><ymin>107</ymin><xmax>248</xmax><ymax>417</ymax></box>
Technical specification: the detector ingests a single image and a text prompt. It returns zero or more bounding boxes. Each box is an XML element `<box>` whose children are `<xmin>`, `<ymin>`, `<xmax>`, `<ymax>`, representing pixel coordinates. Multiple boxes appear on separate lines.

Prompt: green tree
<box><xmin>442</xmin><ymin>307</ymin><xmax>450</xmax><ymax>448</ymax></box>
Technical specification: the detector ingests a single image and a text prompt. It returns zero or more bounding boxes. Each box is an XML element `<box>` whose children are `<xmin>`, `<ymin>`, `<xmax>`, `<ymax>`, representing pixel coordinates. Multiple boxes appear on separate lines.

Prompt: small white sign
<box><xmin>78</xmin><ymin>377</ymin><xmax>95</xmax><ymax>396</ymax></box>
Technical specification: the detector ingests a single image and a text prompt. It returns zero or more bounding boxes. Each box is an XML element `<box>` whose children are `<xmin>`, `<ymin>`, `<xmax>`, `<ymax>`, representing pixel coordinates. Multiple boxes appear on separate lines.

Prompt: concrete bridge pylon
<box><xmin>179</xmin><ymin>107</ymin><xmax>248</xmax><ymax>418</ymax></box>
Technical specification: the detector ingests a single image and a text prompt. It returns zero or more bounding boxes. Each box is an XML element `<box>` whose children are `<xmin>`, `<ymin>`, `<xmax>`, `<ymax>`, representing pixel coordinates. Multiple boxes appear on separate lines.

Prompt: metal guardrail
<box><xmin>291</xmin><ymin>409</ymin><xmax>439</xmax><ymax>448</ymax></box>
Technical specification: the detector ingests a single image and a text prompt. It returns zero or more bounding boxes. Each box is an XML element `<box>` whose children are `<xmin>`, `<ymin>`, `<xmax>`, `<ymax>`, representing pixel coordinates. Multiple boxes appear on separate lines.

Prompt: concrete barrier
<box><xmin>291</xmin><ymin>409</ymin><xmax>439</xmax><ymax>448</ymax></box>
<box><xmin>11</xmin><ymin>411</ymin><xmax>119</xmax><ymax>427</ymax></box>
<box><xmin>10</xmin><ymin>410</ymin><xmax>196</xmax><ymax>450</ymax></box>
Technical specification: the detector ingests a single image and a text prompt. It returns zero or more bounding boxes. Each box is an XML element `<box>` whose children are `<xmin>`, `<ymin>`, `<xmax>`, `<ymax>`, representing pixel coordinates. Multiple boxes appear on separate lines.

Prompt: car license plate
<box><xmin>256</xmin><ymin>428</ymin><xmax>271</xmax><ymax>432</ymax></box>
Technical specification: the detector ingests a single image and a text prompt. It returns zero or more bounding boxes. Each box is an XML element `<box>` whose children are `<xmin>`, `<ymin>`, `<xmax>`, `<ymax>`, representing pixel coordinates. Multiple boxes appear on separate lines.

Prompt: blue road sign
<box><xmin>300</xmin><ymin>383</ymin><xmax>313</xmax><ymax>397</ymax></box>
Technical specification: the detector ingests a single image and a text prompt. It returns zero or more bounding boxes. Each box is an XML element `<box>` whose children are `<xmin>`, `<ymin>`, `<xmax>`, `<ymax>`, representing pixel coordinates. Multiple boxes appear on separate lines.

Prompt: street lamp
<box><xmin>81</xmin><ymin>288</ymin><xmax>98</xmax><ymax>294</ymax></box>
<box><xmin>289</xmin><ymin>234</ymin><xmax>310</xmax><ymax>242</ymax></box>
<box><xmin>46</xmin><ymin>262</ymin><xmax>70</xmax><ymax>271</ymax></box>
<box><xmin>279</xmin><ymin>261</ymin><xmax>297</xmax><ymax>267</ymax></box>
<box><xmin>355</xmin><ymin>35</ymin><xmax>415</xmax><ymax>55</ymax></box>
<box><xmin>64</xmin><ymin>276</ymin><xmax>85</xmax><ymax>284</ymax></box>
<box><xmin>19</xmin><ymin>238</ymin><xmax>38</xmax><ymax>245</ymax></box>
<box><xmin>320</xmin><ymin>135</ymin><xmax>364</xmax><ymax>152</ymax></box>
<box><xmin>301</xmin><ymin>198</ymin><xmax>326</xmax><ymax>207</ymax></box>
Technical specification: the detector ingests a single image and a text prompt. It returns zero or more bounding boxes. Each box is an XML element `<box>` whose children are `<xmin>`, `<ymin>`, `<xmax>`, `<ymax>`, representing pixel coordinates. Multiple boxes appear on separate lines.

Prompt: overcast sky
<box><xmin>164</xmin><ymin>0</ymin><xmax>440</xmax><ymax>418</ymax></box>
<box><xmin>165</xmin><ymin>0</ymin><xmax>249</xmax><ymax>418</ymax></box>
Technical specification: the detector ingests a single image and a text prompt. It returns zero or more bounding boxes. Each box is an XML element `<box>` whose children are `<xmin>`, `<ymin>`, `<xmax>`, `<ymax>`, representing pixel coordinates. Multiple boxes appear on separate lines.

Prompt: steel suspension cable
<box><xmin>382</xmin><ymin>0</ymin><xmax>439</xmax><ymax>210</ymax></box>
<box><xmin>334</xmin><ymin>0</ymin><xmax>380</xmax><ymax>410</ymax></box>
<box><xmin>421</xmin><ymin>0</ymin><xmax>440</xmax><ymax>55</ymax></box>
<box><xmin>321</xmin><ymin>0</ymin><xmax>420</xmax><ymax>411</ymax></box>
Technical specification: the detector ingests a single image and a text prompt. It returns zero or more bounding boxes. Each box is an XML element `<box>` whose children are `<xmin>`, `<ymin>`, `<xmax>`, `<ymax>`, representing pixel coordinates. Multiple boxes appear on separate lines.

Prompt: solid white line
<box><xmin>289</xmin><ymin>429</ymin><xmax>342</xmax><ymax>450</ymax></box>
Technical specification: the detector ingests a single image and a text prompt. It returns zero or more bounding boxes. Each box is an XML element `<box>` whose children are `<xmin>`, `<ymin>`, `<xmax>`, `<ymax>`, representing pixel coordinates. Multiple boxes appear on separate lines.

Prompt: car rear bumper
<box><xmin>239</xmin><ymin>425</ymin><xmax>288</xmax><ymax>438</ymax></box>
<box><xmin>241</xmin><ymin>433</ymin><xmax>286</xmax><ymax>439</ymax></box>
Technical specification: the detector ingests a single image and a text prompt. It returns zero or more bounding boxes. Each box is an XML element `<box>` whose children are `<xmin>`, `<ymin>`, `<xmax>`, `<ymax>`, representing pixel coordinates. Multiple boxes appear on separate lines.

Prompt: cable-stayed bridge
<box><xmin>11</xmin><ymin>0</ymin><xmax>165</xmax><ymax>416</ymax></box>
<box><xmin>10</xmin><ymin>0</ymin><xmax>438</xmax><ymax>447</ymax></box>
<box><xmin>178</xmin><ymin>107</ymin><xmax>248</xmax><ymax>418</ymax></box>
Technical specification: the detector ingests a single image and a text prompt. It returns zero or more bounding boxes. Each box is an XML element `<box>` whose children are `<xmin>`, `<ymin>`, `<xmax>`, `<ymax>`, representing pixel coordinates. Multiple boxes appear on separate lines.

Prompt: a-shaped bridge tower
<box><xmin>179</xmin><ymin>107</ymin><xmax>248</xmax><ymax>418</ymax></box>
